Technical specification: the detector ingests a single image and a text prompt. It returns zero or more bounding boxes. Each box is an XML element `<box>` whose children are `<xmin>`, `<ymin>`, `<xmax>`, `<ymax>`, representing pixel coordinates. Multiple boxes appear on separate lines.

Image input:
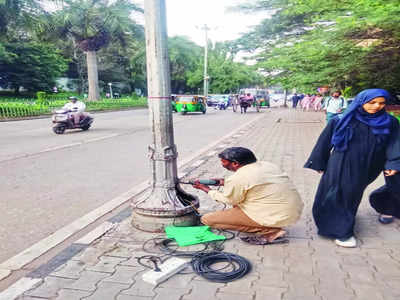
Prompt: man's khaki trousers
<box><xmin>201</xmin><ymin>206</ymin><xmax>283</xmax><ymax>241</ymax></box>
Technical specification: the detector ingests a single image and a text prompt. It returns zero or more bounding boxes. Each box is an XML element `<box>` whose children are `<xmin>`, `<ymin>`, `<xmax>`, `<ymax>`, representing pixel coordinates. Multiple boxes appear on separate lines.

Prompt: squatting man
<box><xmin>192</xmin><ymin>147</ymin><xmax>303</xmax><ymax>244</ymax></box>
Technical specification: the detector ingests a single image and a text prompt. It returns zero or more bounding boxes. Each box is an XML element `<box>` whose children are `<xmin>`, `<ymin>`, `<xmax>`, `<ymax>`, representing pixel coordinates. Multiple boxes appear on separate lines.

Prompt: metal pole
<box><xmin>202</xmin><ymin>24</ymin><xmax>210</xmax><ymax>98</ymax></box>
<box><xmin>131</xmin><ymin>0</ymin><xmax>198</xmax><ymax>232</ymax></box>
<box><xmin>108</xmin><ymin>83</ymin><xmax>113</xmax><ymax>99</ymax></box>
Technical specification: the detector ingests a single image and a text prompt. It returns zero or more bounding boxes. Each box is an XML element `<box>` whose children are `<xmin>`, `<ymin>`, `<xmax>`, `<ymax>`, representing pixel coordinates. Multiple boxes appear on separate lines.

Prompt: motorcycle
<box><xmin>52</xmin><ymin>109</ymin><xmax>94</xmax><ymax>134</ymax></box>
<box><xmin>216</xmin><ymin>100</ymin><xmax>228</xmax><ymax>110</ymax></box>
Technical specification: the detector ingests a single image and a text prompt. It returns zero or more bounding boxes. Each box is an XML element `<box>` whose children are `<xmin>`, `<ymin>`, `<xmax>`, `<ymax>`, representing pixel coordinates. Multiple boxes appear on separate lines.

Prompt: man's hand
<box><xmin>384</xmin><ymin>169</ymin><xmax>398</xmax><ymax>177</ymax></box>
<box><xmin>192</xmin><ymin>180</ymin><xmax>211</xmax><ymax>193</ymax></box>
<box><xmin>211</xmin><ymin>178</ymin><xmax>224</xmax><ymax>186</ymax></box>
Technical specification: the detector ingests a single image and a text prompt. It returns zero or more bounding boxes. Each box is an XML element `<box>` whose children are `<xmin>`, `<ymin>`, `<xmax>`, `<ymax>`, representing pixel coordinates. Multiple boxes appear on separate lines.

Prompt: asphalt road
<box><xmin>0</xmin><ymin>107</ymin><xmax>264</xmax><ymax>263</ymax></box>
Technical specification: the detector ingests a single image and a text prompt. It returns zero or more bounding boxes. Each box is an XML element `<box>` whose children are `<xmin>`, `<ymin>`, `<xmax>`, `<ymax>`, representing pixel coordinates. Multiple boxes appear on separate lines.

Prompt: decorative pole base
<box><xmin>131</xmin><ymin>186</ymin><xmax>200</xmax><ymax>232</ymax></box>
<box><xmin>131</xmin><ymin>210</ymin><xmax>199</xmax><ymax>233</ymax></box>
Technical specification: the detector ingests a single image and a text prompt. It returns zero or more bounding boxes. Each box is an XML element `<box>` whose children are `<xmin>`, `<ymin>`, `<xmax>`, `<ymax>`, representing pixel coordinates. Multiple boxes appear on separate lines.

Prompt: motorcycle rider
<box><xmin>63</xmin><ymin>96</ymin><xmax>87</xmax><ymax>126</ymax></box>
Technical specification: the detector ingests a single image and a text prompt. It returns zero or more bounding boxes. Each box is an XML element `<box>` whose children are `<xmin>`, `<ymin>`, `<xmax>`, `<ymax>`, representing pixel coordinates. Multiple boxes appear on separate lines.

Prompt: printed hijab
<box><xmin>331</xmin><ymin>89</ymin><xmax>392</xmax><ymax>152</ymax></box>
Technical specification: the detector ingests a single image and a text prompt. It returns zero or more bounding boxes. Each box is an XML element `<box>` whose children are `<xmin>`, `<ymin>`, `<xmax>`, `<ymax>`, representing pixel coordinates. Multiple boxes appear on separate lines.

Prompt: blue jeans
<box><xmin>326</xmin><ymin>112</ymin><xmax>338</xmax><ymax>123</ymax></box>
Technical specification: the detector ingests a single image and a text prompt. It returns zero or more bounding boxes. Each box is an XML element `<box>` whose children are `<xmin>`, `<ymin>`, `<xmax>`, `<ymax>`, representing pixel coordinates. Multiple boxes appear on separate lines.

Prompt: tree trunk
<box><xmin>86</xmin><ymin>51</ymin><xmax>100</xmax><ymax>101</ymax></box>
<box><xmin>283</xmin><ymin>88</ymin><xmax>288</xmax><ymax>107</ymax></box>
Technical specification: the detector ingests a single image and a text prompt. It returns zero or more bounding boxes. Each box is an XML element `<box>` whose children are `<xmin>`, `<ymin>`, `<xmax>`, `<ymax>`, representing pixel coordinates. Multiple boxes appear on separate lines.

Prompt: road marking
<box><xmin>177</xmin><ymin>172</ymin><xmax>188</xmax><ymax>179</ymax></box>
<box><xmin>41</xmin><ymin>143</ymin><xmax>81</xmax><ymax>153</ymax></box>
<box><xmin>0</xmin><ymin>113</ymin><xmax>265</xmax><ymax>291</ymax></box>
<box><xmin>0</xmin><ymin>269</ymin><xmax>10</xmax><ymax>281</ymax></box>
<box><xmin>75</xmin><ymin>222</ymin><xmax>116</xmax><ymax>245</ymax></box>
<box><xmin>0</xmin><ymin>133</ymin><xmax>129</xmax><ymax>164</ymax></box>
<box><xmin>207</xmin><ymin>150</ymin><xmax>218</xmax><ymax>156</ymax></box>
<box><xmin>191</xmin><ymin>160</ymin><xmax>204</xmax><ymax>168</ymax></box>
<box><xmin>0</xmin><ymin>277</ymin><xmax>42</xmax><ymax>300</ymax></box>
<box><xmin>216</xmin><ymin>144</ymin><xmax>229</xmax><ymax>149</ymax></box>
<box><xmin>0</xmin><ymin>181</ymin><xmax>149</xmax><ymax>271</ymax></box>
<box><xmin>86</xmin><ymin>133</ymin><xmax>119</xmax><ymax>143</ymax></box>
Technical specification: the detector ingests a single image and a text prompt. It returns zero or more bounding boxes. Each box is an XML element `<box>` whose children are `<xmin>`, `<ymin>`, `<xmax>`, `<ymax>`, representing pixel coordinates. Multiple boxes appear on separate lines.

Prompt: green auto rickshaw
<box><xmin>255</xmin><ymin>90</ymin><xmax>270</xmax><ymax>108</ymax></box>
<box><xmin>171</xmin><ymin>94</ymin><xmax>178</xmax><ymax>112</ymax></box>
<box><xmin>175</xmin><ymin>95</ymin><xmax>207</xmax><ymax>115</ymax></box>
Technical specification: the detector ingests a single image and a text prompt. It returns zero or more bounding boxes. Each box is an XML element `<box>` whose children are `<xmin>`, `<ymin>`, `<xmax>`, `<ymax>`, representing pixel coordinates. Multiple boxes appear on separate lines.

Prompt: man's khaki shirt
<box><xmin>208</xmin><ymin>161</ymin><xmax>303</xmax><ymax>227</ymax></box>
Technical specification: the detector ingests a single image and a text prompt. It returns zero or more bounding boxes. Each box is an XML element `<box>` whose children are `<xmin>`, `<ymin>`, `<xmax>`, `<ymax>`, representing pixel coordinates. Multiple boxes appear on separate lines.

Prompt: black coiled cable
<box><xmin>190</xmin><ymin>251</ymin><xmax>251</xmax><ymax>282</ymax></box>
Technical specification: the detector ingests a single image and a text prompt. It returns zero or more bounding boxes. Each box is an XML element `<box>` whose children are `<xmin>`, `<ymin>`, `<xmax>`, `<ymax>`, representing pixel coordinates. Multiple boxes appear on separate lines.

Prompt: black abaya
<box><xmin>370</xmin><ymin>174</ymin><xmax>400</xmax><ymax>218</ymax></box>
<box><xmin>304</xmin><ymin>116</ymin><xmax>400</xmax><ymax>239</ymax></box>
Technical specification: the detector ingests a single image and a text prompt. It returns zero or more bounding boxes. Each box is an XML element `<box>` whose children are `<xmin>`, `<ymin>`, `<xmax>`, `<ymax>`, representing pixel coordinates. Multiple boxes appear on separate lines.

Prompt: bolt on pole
<box><xmin>131</xmin><ymin>0</ymin><xmax>199</xmax><ymax>232</ymax></box>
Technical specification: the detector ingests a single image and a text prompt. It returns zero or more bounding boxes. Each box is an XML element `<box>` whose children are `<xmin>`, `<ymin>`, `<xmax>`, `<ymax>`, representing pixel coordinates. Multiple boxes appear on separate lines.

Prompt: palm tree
<box><xmin>48</xmin><ymin>0</ymin><xmax>143</xmax><ymax>100</ymax></box>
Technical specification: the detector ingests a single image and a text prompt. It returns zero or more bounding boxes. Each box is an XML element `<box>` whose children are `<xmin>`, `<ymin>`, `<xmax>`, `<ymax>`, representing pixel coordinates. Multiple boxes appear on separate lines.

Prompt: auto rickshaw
<box><xmin>174</xmin><ymin>95</ymin><xmax>207</xmax><ymax>115</ymax></box>
<box><xmin>254</xmin><ymin>90</ymin><xmax>270</xmax><ymax>108</ymax></box>
<box><xmin>171</xmin><ymin>94</ymin><xmax>178</xmax><ymax>112</ymax></box>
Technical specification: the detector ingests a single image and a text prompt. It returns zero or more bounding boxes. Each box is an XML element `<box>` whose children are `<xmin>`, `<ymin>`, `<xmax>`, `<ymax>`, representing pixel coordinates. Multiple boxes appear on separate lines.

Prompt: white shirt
<box><xmin>63</xmin><ymin>101</ymin><xmax>86</xmax><ymax>113</ymax></box>
<box><xmin>324</xmin><ymin>97</ymin><xmax>347</xmax><ymax>114</ymax></box>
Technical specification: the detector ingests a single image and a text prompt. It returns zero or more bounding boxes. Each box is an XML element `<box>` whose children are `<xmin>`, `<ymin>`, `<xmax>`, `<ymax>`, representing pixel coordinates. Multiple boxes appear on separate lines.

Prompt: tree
<box><xmin>0</xmin><ymin>42</ymin><xmax>68</xmax><ymax>93</ymax></box>
<box><xmin>168</xmin><ymin>36</ymin><xmax>202</xmax><ymax>94</ymax></box>
<box><xmin>46</xmin><ymin>0</ymin><xmax>143</xmax><ymax>100</ymax></box>
<box><xmin>0</xmin><ymin>0</ymin><xmax>42</xmax><ymax>41</ymax></box>
<box><xmin>187</xmin><ymin>41</ymin><xmax>265</xmax><ymax>94</ymax></box>
<box><xmin>234</xmin><ymin>0</ymin><xmax>400</xmax><ymax>95</ymax></box>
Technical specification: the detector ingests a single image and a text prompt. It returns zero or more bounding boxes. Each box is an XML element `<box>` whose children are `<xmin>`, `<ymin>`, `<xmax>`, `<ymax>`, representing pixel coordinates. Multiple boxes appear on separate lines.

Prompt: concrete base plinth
<box><xmin>131</xmin><ymin>210</ymin><xmax>200</xmax><ymax>233</ymax></box>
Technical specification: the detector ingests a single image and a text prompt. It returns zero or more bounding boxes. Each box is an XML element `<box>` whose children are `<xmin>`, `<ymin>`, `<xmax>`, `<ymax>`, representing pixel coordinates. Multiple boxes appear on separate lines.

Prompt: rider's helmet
<box><xmin>68</xmin><ymin>96</ymin><xmax>78</xmax><ymax>102</ymax></box>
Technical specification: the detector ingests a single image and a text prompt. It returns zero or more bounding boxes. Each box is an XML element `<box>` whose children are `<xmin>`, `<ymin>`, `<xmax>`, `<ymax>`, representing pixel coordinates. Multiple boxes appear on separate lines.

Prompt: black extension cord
<box><xmin>190</xmin><ymin>251</ymin><xmax>251</xmax><ymax>282</ymax></box>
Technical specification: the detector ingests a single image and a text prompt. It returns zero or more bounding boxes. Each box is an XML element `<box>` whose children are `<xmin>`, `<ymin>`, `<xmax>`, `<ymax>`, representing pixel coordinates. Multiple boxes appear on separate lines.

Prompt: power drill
<box><xmin>179</xmin><ymin>179</ymin><xmax>220</xmax><ymax>186</ymax></box>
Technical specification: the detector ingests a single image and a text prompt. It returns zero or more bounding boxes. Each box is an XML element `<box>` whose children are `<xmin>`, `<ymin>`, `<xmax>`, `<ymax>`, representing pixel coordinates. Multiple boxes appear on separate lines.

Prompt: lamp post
<box><xmin>131</xmin><ymin>0</ymin><xmax>198</xmax><ymax>232</ymax></box>
<box><xmin>108</xmin><ymin>82</ymin><xmax>113</xmax><ymax>98</ymax></box>
<box><xmin>200</xmin><ymin>24</ymin><xmax>210</xmax><ymax>98</ymax></box>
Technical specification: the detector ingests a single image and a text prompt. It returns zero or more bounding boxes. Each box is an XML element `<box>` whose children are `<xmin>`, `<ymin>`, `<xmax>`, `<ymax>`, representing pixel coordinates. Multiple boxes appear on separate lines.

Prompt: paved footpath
<box><xmin>2</xmin><ymin>108</ymin><xmax>400</xmax><ymax>300</ymax></box>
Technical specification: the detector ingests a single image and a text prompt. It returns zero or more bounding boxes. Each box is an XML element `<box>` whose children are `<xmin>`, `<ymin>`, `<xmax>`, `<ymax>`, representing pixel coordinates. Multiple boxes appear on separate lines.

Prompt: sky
<box><xmin>136</xmin><ymin>0</ymin><xmax>267</xmax><ymax>46</ymax></box>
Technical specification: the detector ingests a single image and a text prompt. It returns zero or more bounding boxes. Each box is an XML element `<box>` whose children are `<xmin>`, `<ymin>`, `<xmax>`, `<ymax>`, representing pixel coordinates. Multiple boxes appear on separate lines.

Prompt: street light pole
<box><xmin>108</xmin><ymin>82</ymin><xmax>113</xmax><ymax>98</ymax></box>
<box><xmin>131</xmin><ymin>0</ymin><xmax>198</xmax><ymax>232</ymax></box>
<box><xmin>200</xmin><ymin>24</ymin><xmax>210</xmax><ymax>97</ymax></box>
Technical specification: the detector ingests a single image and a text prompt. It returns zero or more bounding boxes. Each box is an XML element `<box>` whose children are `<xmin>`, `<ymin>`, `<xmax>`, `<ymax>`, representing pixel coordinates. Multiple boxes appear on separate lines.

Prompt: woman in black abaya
<box><xmin>304</xmin><ymin>89</ymin><xmax>400</xmax><ymax>247</ymax></box>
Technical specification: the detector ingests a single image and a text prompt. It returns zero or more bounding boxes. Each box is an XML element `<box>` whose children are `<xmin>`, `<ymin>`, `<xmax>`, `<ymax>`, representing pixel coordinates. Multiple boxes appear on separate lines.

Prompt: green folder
<box><xmin>165</xmin><ymin>225</ymin><xmax>226</xmax><ymax>246</ymax></box>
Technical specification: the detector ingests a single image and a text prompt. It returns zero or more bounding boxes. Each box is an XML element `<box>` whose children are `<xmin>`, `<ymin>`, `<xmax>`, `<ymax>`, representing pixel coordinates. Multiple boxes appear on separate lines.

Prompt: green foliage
<box><xmin>168</xmin><ymin>36</ymin><xmax>203</xmax><ymax>93</ymax></box>
<box><xmin>0</xmin><ymin>42</ymin><xmax>68</xmax><ymax>93</ymax></box>
<box><xmin>236</xmin><ymin>0</ymin><xmax>400</xmax><ymax>95</ymax></box>
<box><xmin>185</xmin><ymin>41</ymin><xmax>265</xmax><ymax>94</ymax></box>
<box><xmin>36</xmin><ymin>91</ymin><xmax>48</xmax><ymax>105</ymax></box>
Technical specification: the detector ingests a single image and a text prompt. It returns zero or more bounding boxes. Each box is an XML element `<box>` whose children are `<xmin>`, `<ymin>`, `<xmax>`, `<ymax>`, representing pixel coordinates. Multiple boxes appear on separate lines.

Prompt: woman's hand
<box><xmin>384</xmin><ymin>169</ymin><xmax>398</xmax><ymax>176</ymax></box>
<box><xmin>192</xmin><ymin>180</ymin><xmax>211</xmax><ymax>193</ymax></box>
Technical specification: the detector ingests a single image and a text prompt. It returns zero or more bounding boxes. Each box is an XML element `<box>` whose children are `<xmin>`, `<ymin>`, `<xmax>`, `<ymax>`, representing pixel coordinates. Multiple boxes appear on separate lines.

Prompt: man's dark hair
<box><xmin>218</xmin><ymin>147</ymin><xmax>257</xmax><ymax>166</ymax></box>
<box><xmin>333</xmin><ymin>90</ymin><xmax>342</xmax><ymax>96</ymax></box>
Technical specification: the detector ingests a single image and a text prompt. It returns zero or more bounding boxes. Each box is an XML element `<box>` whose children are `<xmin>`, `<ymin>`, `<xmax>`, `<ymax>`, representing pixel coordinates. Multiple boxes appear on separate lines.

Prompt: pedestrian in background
<box><xmin>313</xmin><ymin>93</ymin><xmax>323</xmax><ymax>111</ymax></box>
<box><xmin>292</xmin><ymin>93</ymin><xmax>300</xmax><ymax>108</ymax></box>
<box><xmin>304</xmin><ymin>89</ymin><xmax>400</xmax><ymax>248</ymax></box>
<box><xmin>301</xmin><ymin>94</ymin><xmax>312</xmax><ymax>111</ymax></box>
<box><xmin>323</xmin><ymin>90</ymin><xmax>347</xmax><ymax>122</ymax></box>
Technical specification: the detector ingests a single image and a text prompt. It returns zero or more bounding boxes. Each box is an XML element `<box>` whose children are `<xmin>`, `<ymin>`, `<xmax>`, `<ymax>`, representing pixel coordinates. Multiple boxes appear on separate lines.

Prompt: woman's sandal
<box><xmin>378</xmin><ymin>215</ymin><xmax>394</xmax><ymax>224</ymax></box>
<box><xmin>240</xmin><ymin>236</ymin><xmax>289</xmax><ymax>245</ymax></box>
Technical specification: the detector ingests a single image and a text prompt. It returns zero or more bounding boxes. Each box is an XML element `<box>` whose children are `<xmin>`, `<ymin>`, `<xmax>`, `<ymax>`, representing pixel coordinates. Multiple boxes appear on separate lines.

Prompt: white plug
<box><xmin>142</xmin><ymin>257</ymin><xmax>189</xmax><ymax>285</ymax></box>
